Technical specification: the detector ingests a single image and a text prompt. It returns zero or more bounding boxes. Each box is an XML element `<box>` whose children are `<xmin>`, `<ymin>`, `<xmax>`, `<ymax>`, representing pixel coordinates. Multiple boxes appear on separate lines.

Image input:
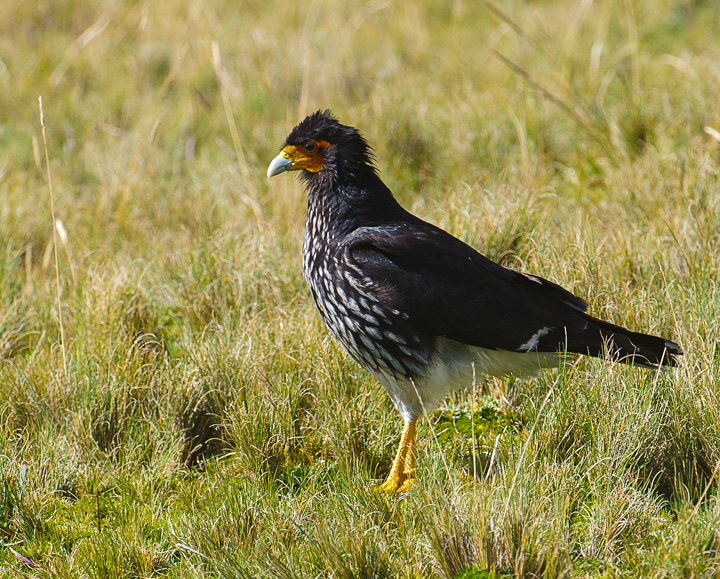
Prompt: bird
<box><xmin>267</xmin><ymin>109</ymin><xmax>682</xmax><ymax>493</ymax></box>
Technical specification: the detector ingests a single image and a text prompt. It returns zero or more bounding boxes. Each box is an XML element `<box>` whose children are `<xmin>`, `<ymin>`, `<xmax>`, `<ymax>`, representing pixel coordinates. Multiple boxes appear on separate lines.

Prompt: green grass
<box><xmin>1</xmin><ymin>0</ymin><xmax>719</xmax><ymax>576</ymax></box>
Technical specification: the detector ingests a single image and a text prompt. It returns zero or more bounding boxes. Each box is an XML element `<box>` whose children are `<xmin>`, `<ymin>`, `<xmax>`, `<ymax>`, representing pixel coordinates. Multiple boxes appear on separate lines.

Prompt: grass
<box><xmin>1</xmin><ymin>0</ymin><xmax>719</xmax><ymax>576</ymax></box>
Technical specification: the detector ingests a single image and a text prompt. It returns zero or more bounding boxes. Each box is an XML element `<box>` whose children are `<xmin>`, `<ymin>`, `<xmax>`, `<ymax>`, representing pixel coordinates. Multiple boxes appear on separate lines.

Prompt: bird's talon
<box><xmin>379</xmin><ymin>472</ymin><xmax>414</xmax><ymax>494</ymax></box>
<box><xmin>379</xmin><ymin>479</ymin><xmax>399</xmax><ymax>493</ymax></box>
<box><xmin>397</xmin><ymin>477</ymin><xmax>415</xmax><ymax>493</ymax></box>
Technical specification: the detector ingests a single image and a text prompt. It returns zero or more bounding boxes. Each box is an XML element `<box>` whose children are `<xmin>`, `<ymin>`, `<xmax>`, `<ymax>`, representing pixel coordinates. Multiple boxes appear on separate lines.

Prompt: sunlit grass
<box><xmin>1</xmin><ymin>0</ymin><xmax>719</xmax><ymax>576</ymax></box>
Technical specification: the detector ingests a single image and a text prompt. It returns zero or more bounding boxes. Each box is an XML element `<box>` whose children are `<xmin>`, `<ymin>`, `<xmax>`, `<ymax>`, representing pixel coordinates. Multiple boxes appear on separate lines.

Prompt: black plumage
<box><xmin>267</xmin><ymin>109</ymin><xmax>682</xmax><ymax>492</ymax></box>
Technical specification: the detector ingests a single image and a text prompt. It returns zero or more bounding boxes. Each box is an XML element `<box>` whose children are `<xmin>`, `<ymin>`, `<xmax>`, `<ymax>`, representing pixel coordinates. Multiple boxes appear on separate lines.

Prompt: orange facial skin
<box><xmin>280</xmin><ymin>139</ymin><xmax>330</xmax><ymax>173</ymax></box>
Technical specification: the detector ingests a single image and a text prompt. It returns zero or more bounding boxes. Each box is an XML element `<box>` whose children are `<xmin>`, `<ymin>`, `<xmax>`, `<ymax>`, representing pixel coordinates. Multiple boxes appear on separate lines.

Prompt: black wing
<box><xmin>343</xmin><ymin>222</ymin><xmax>681</xmax><ymax>367</ymax></box>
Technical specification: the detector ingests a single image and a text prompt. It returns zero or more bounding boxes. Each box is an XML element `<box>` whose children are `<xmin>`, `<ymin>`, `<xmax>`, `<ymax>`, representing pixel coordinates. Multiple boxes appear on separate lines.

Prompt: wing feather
<box><xmin>343</xmin><ymin>223</ymin><xmax>589</xmax><ymax>353</ymax></box>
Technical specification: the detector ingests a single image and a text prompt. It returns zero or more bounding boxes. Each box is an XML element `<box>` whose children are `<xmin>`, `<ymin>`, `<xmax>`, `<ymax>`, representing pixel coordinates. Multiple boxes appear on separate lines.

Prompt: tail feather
<box><xmin>549</xmin><ymin>316</ymin><xmax>682</xmax><ymax>369</ymax></box>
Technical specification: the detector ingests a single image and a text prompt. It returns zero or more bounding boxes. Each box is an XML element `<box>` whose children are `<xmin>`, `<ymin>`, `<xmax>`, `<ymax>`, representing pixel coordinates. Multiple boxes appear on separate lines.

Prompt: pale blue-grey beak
<box><xmin>267</xmin><ymin>152</ymin><xmax>293</xmax><ymax>179</ymax></box>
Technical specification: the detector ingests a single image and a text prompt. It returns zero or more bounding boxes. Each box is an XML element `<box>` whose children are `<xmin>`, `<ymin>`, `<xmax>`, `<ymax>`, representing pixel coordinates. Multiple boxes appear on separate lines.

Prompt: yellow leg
<box><xmin>380</xmin><ymin>420</ymin><xmax>417</xmax><ymax>493</ymax></box>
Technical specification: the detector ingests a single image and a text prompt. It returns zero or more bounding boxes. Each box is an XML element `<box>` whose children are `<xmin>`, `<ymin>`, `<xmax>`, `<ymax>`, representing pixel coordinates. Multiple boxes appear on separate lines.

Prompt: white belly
<box><xmin>373</xmin><ymin>337</ymin><xmax>561</xmax><ymax>422</ymax></box>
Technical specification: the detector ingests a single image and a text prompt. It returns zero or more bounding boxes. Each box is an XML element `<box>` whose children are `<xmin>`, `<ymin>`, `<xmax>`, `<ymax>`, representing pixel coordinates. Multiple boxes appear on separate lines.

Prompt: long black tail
<box><xmin>563</xmin><ymin>315</ymin><xmax>683</xmax><ymax>369</ymax></box>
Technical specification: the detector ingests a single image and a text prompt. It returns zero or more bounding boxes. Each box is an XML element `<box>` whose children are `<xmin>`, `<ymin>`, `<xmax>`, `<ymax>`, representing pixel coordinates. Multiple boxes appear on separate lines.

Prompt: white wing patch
<box><xmin>518</xmin><ymin>326</ymin><xmax>553</xmax><ymax>352</ymax></box>
<box><xmin>523</xmin><ymin>274</ymin><xmax>543</xmax><ymax>284</ymax></box>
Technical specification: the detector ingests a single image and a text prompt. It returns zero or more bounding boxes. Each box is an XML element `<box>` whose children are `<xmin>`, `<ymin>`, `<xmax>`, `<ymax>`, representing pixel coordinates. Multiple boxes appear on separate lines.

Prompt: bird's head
<box><xmin>267</xmin><ymin>110</ymin><xmax>377</xmax><ymax>184</ymax></box>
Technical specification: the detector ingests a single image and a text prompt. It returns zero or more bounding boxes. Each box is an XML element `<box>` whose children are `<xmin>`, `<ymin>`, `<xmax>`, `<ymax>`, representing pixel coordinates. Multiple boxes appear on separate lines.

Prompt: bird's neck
<box><xmin>311</xmin><ymin>168</ymin><xmax>405</xmax><ymax>220</ymax></box>
<box><xmin>305</xmin><ymin>181</ymin><xmax>359</xmax><ymax>248</ymax></box>
<box><xmin>302</xmin><ymin>171</ymin><xmax>406</xmax><ymax>264</ymax></box>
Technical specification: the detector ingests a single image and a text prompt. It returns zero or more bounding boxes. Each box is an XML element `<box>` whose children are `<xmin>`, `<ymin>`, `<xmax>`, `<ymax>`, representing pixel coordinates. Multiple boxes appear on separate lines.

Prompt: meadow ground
<box><xmin>1</xmin><ymin>0</ymin><xmax>720</xmax><ymax>576</ymax></box>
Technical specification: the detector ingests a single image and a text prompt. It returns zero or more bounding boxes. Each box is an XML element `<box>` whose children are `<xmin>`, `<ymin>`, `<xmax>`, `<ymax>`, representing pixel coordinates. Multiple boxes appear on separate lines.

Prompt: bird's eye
<box><xmin>304</xmin><ymin>140</ymin><xmax>318</xmax><ymax>153</ymax></box>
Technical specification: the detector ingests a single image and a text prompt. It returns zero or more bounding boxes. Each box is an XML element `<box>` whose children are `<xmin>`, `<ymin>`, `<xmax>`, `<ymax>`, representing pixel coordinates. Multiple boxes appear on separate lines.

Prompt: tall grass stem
<box><xmin>38</xmin><ymin>95</ymin><xmax>68</xmax><ymax>382</ymax></box>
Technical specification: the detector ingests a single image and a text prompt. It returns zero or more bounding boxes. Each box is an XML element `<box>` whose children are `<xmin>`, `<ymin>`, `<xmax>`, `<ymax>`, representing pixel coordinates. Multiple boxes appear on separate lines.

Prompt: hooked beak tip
<box><xmin>267</xmin><ymin>153</ymin><xmax>293</xmax><ymax>179</ymax></box>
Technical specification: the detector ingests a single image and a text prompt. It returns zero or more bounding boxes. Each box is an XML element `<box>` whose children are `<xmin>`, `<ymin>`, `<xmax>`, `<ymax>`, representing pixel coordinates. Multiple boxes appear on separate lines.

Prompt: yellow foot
<box><xmin>379</xmin><ymin>469</ymin><xmax>415</xmax><ymax>494</ymax></box>
<box><xmin>379</xmin><ymin>420</ymin><xmax>417</xmax><ymax>494</ymax></box>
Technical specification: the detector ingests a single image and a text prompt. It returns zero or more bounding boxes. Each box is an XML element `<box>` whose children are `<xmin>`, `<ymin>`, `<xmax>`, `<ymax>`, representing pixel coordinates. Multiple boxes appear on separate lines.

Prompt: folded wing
<box><xmin>344</xmin><ymin>222</ymin><xmax>681</xmax><ymax>368</ymax></box>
